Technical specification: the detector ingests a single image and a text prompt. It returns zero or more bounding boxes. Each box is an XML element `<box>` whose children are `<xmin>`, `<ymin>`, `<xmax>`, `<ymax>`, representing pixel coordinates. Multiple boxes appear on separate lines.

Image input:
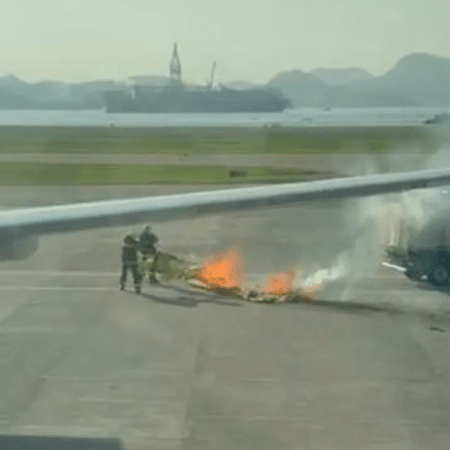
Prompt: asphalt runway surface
<box><xmin>2</xmin><ymin>186</ymin><xmax>450</xmax><ymax>449</ymax></box>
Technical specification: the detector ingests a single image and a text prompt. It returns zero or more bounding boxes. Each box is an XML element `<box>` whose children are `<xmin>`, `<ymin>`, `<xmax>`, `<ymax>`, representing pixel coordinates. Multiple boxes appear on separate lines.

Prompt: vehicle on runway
<box><xmin>423</xmin><ymin>113</ymin><xmax>450</xmax><ymax>125</ymax></box>
<box><xmin>386</xmin><ymin>225</ymin><xmax>450</xmax><ymax>287</ymax></box>
<box><xmin>403</xmin><ymin>246</ymin><xmax>450</xmax><ymax>286</ymax></box>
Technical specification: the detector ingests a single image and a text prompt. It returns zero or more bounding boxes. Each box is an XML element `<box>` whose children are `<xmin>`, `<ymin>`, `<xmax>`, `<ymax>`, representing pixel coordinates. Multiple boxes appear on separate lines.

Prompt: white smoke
<box><xmin>294</xmin><ymin>252</ymin><xmax>350</xmax><ymax>290</ymax></box>
<box><xmin>425</xmin><ymin>146</ymin><xmax>450</xmax><ymax>170</ymax></box>
<box><xmin>294</xmin><ymin>146</ymin><xmax>450</xmax><ymax>301</ymax></box>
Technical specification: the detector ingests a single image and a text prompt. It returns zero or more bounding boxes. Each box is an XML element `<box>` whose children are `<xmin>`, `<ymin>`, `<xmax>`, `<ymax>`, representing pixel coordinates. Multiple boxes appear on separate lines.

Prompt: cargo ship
<box><xmin>104</xmin><ymin>44</ymin><xmax>291</xmax><ymax>114</ymax></box>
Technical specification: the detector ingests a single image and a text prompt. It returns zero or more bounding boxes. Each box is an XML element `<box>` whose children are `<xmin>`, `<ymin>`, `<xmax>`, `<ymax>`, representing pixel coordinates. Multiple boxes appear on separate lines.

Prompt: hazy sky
<box><xmin>1</xmin><ymin>0</ymin><xmax>449</xmax><ymax>83</ymax></box>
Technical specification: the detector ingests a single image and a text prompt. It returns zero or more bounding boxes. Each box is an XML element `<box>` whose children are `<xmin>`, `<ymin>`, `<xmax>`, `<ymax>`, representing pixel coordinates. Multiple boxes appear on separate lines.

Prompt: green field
<box><xmin>0</xmin><ymin>125</ymin><xmax>439</xmax><ymax>155</ymax></box>
<box><xmin>0</xmin><ymin>163</ymin><xmax>329</xmax><ymax>185</ymax></box>
<box><xmin>0</xmin><ymin>125</ymin><xmax>442</xmax><ymax>185</ymax></box>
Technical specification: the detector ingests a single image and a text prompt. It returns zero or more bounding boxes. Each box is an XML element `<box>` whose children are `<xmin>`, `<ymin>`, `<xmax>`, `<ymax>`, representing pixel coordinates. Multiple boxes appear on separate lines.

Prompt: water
<box><xmin>0</xmin><ymin>107</ymin><xmax>447</xmax><ymax>128</ymax></box>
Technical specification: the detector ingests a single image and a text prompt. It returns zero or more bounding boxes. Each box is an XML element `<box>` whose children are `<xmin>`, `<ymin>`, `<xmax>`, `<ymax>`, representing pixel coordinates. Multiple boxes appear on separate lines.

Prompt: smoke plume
<box><xmin>296</xmin><ymin>146</ymin><xmax>450</xmax><ymax>301</ymax></box>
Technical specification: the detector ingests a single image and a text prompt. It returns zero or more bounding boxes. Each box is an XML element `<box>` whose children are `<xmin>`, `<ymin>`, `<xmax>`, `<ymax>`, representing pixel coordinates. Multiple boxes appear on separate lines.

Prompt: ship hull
<box><xmin>105</xmin><ymin>88</ymin><xmax>291</xmax><ymax>113</ymax></box>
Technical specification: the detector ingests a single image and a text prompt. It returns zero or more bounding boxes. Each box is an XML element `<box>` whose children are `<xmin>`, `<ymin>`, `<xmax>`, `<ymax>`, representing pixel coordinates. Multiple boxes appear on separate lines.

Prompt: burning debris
<box><xmin>185</xmin><ymin>248</ymin><xmax>331</xmax><ymax>303</ymax></box>
<box><xmin>263</xmin><ymin>270</ymin><xmax>295</xmax><ymax>296</ymax></box>
<box><xmin>191</xmin><ymin>247</ymin><xmax>243</xmax><ymax>295</ymax></box>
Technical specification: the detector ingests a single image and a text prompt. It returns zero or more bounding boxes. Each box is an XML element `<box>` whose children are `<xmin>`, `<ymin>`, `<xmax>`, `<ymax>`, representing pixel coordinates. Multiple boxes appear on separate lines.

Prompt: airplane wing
<box><xmin>1</xmin><ymin>167</ymin><xmax>449</xmax><ymax>238</ymax></box>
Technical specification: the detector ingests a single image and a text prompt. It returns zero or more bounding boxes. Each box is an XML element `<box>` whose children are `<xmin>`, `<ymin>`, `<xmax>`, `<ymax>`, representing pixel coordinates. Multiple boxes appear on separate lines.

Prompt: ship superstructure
<box><xmin>105</xmin><ymin>44</ymin><xmax>291</xmax><ymax>113</ymax></box>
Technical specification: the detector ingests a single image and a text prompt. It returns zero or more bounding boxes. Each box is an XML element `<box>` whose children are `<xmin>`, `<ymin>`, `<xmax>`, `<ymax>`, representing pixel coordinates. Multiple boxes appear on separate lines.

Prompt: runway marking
<box><xmin>0</xmin><ymin>285</ymin><xmax>422</xmax><ymax>295</ymax></box>
<box><xmin>336</xmin><ymin>290</ymin><xmax>421</xmax><ymax>294</ymax></box>
<box><xmin>0</xmin><ymin>327</ymin><xmax>70</xmax><ymax>333</ymax></box>
<box><xmin>41</xmin><ymin>372</ymin><xmax>186</xmax><ymax>381</ymax></box>
<box><xmin>345</xmin><ymin>289</ymin><xmax>439</xmax><ymax>295</ymax></box>
<box><xmin>0</xmin><ymin>284</ymin><xmax>435</xmax><ymax>296</ymax></box>
<box><xmin>10</xmin><ymin>425</ymin><xmax>104</xmax><ymax>434</ymax></box>
<box><xmin>77</xmin><ymin>397</ymin><xmax>181</xmax><ymax>404</ymax></box>
<box><xmin>191</xmin><ymin>415</ymin><xmax>308</xmax><ymax>422</ymax></box>
<box><xmin>0</xmin><ymin>286</ymin><xmax>116</xmax><ymax>291</ymax></box>
<box><xmin>0</xmin><ymin>270</ymin><xmax>403</xmax><ymax>280</ymax></box>
<box><xmin>370</xmin><ymin>274</ymin><xmax>407</xmax><ymax>279</ymax></box>
<box><xmin>0</xmin><ymin>271</ymin><xmax>118</xmax><ymax>277</ymax></box>
<box><xmin>382</xmin><ymin>262</ymin><xmax>407</xmax><ymax>273</ymax></box>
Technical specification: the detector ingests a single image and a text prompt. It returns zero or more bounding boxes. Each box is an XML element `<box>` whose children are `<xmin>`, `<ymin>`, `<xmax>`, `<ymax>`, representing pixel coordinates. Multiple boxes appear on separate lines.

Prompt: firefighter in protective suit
<box><xmin>138</xmin><ymin>224</ymin><xmax>159</xmax><ymax>284</ymax></box>
<box><xmin>119</xmin><ymin>235</ymin><xmax>142</xmax><ymax>293</ymax></box>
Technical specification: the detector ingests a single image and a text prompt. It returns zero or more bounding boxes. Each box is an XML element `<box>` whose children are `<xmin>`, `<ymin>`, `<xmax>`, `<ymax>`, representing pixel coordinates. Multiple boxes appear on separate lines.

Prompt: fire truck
<box><xmin>386</xmin><ymin>224</ymin><xmax>450</xmax><ymax>286</ymax></box>
<box><xmin>402</xmin><ymin>245</ymin><xmax>450</xmax><ymax>286</ymax></box>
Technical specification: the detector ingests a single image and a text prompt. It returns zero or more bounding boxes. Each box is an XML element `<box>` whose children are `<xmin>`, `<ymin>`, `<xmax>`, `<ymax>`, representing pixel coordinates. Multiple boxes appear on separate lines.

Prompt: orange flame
<box><xmin>263</xmin><ymin>270</ymin><xmax>295</xmax><ymax>296</ymax></box>
<box><xmin>195</xmin><ymin>248</ymin><xmax>243</xmax><ymax>290</ymax></box>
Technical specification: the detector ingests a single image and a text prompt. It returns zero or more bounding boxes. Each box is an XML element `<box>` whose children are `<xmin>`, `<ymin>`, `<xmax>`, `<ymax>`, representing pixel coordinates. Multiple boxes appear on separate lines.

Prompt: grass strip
<box><xmin>0</xmin><ymin>163</ymin><xmax>330</xmax><ymax>185</ymax></box>
<box><xmin>0</xmin><ymin>125</ymin><xmax>436</xmax><ymax>155</ymax></box>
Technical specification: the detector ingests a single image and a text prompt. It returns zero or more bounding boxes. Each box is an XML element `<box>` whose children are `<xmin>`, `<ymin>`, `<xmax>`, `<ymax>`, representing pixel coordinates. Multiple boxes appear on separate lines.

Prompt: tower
<box><xmin>169</xmin><ymin>43</ymin><xmax>182</xmax><ymax>86</ymax></box>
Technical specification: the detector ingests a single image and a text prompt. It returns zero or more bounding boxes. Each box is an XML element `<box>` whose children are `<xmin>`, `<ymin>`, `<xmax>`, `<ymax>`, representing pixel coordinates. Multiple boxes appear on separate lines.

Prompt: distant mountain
<box><xmin>311</xmin><ymin>68</ymin><xmax>374</xmax><ymax>86</ymax></box>
<box><xmin>269</xmin><ymin>70</ymin><xmax>328</xmax><ymax>107</ymax></box>
<box><xmin>0</xmin><ymin>75</ymin><xmax>71</xmax><ymax>103</ymax></box>
<box><xmin>1</xmin><ymin>52</ymin><xmax>450</xmax><ymax>109</ymax></box>
<box><xmin>0</xmin><ymin>75</ymin><xmax>125</xmax><ymax>109</ymax></box>
<box><xmin>70</xmin><ymin>80</ymin><xmax>126</xmax><ymax>108</ymax></box>
<box><xmin>223</xmin><ymin>81</ymin><xmax>257</xmax><ymax>90</ymax></box>
<box><xmin>269</xmin><ymin>53</ymin><xmax>450</xmax><ymax>107</ymax></box>
<box><xmin>378</xmin><ymin>53</ymin><xmax>450</xmax><ymax>106</ymax></box>
<box><xmin>128</xmin><ymin>75</ymin><xmax>169</xmax><ymax>87</ymax></box>
<box><xmin>268</xmin><ymin>69</ymin><xmax>409</xmax><ymax>108</ymax></box>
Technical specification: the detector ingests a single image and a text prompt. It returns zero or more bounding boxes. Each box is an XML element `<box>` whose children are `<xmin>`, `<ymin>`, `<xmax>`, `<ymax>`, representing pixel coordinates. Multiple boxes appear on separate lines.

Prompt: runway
<box><xmin>1</xmin><ymin>186</ymin><xmax>450</xmax><ymax>449</ymax></box>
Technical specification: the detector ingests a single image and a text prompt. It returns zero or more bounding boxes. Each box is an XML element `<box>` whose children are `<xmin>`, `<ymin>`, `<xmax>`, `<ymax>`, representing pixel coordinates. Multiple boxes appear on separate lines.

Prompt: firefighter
<box><xmin>138</xmin><ymin>224</ymin><xmax>159</xmax><ymax>284</ymax></box>
<box><xmin>139</xmin><ymin>225</ymin><xmax>158</xmax><ymax>259</ymax></box>
<box><xmin>119</xmin><ymin>234</ymin><xmax>142</xmax><ymax>294</ymax></box>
